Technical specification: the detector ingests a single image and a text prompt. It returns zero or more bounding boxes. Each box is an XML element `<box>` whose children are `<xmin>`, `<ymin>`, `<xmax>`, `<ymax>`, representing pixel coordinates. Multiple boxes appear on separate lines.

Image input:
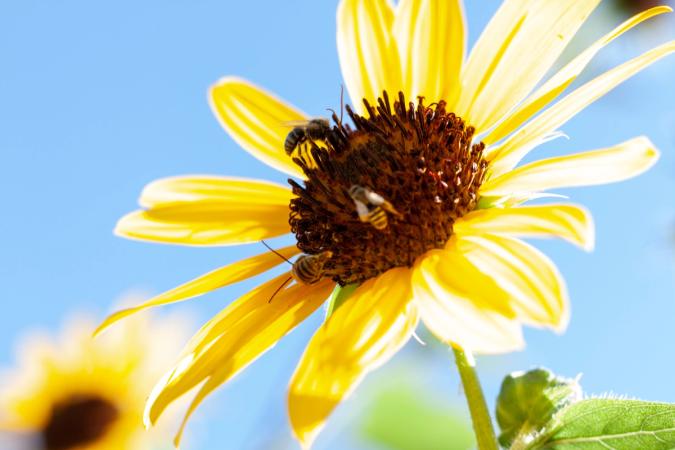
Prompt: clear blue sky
<box><xmin>1</xmin><ymin>1</ymin><xmax>674</xmax><ymax>449</ymax></box>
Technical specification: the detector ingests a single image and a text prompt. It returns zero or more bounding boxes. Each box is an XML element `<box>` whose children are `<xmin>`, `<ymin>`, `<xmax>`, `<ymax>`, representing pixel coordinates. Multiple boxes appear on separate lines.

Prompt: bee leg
<box><xmin>382</xmin><ymin>200</ymin><xmax>403</xmax><ymax>218</ymax></box>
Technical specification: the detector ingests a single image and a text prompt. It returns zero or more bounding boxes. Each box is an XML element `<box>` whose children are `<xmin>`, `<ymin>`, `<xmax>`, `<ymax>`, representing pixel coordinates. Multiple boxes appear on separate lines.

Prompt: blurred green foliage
<box><xmin>360</xmin><ymin>382</ymin><xmax>474</xmax><ymax>450</ymax></box>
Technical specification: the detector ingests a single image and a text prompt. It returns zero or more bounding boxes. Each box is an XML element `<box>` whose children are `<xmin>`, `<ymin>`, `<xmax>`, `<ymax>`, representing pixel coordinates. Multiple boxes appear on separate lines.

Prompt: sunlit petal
<box><xmin>95</xmin><ymin>245</ymin><xmax>300</xmax><ymax>335</ymax></box>
<box><xmin>393</xmin><ymin>0</ymin><xmax>465</xmax><ymax>106</ymax></box>
<box><xmin>337</xmin><ymin>0</ymin><xmax>400</xmax><ymax>112</ymax></box>
<box><xmin>144</xmin><ymin>274</ymin><xmax>334</xmax><ymax>444</ymax></box>
<box><xmin>482</xmin><ymin>137</ymin><xmax>659</xmax><ymax>196</ymax></box>
<box><xmin>115</xmin><ymin>177</ymin><xmax>293</xmax><ymax>246</ymax></box>
<box><xmin>485</xmin><ymin>6</ymin><xmax>673</xmax><ymax>144</ymax></box>
<box><xmin>288</xmin><ymin>268</ymin><xmax>417</xmax><ymax>449</ymax></box>
<box><xmin>455</xmin><ymin>235</ymin><xmax>570</xmax><ymax>331</ymax></box>
<box><xmin>457</xmin><ymin>0</ymin><xmax>599</xmax><ymax>132</ymax></box>
<box><xmin>455</xmin><ymin>204</ymin><xmax>594</xmax><ymax>250</ymax></box>
<box><xmin>413</xmin><ymin>248</ymin><xmax>524</xmax><ymax>354</ymax></box>
<box><xmin>488</xmin><ymin>41</ymin><xmax>675</xmax><ymax>176</ymax></box>
<box><xmin>209</xmin><ymin>77</ymin><xmax>306</xmax><ymax>178</ymax></box>
<box><xmin>139</xmin><ymin>175</ymin><xmax>293</xmax><ymax>209</ymax></box>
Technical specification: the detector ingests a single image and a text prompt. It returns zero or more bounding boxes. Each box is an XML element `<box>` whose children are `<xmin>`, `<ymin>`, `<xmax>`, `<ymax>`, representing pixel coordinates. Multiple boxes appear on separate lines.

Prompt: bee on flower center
<box><xmin>283</xmin><ymin>118</ymin><xmax>332</xmax><ymax>157</ymax></box>
<box><xmin>260</xmin><ymin>242</ymin><xmax>334</xmax><ymax>303</ymax></box>
<box><xmin>291</xmin><ymin>251</ymin><xmax>334</xmax><ymax>285</ymax></box>
<box><xmin>348</xmin><ymin>184</ymin><xmax>401</xmax><ymax>230</ymax></box>
<box><xmin>288</xmin><ymin>92</ymin><xmax>488</xmax><ymax>286</ymax></box>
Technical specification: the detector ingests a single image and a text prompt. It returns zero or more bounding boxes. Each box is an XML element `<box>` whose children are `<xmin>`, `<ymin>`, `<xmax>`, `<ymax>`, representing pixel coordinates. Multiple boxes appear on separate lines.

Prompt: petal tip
<box><xmin>93</xmin><ymin>309</ymin><xmax>132</xmax><ymax>338</ymax></box>
<box><xmin>113</xmin><ymin>212</ymin><xmax>139</xmax><ymax>238</ymax></box>
<box><xmin>552</xmin><ymin>312</ymin><xmax>570</xmax><ymax>334</ymax></box>
<box><xmin>208</xmin><ymin>75</ymin><xmax>247</xmax><ymax>92</ymax></box>
<box><xmin>579</xmin><ymin>207</ymin><xmax>596</xmax><ymax>252</ymax></box>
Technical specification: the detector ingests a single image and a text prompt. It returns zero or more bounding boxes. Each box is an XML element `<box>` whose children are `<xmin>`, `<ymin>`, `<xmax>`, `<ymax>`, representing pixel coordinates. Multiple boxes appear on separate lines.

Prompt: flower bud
<box><xmin>496</xmin><ymin>368</ymin><xmax>582</xmax><ymax>448</ymax></box>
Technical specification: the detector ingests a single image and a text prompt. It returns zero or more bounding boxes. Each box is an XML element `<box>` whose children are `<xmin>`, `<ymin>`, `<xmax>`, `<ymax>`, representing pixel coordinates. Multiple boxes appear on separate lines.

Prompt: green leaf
<box><xmin>533</xmin><ymin>399</ymin><xmax>675</xmax><ymax>450</ymax></box>
<box><xmin>496</xmin><ymin>368</ymin><xmax>581</xmax><ymax>448</ymax></box>
<box><xmin>360</xmin><ymin>383</ymin><xmax>474</xmax><ymax>450</ymax></box>
<box><xmin>324</xmin><ymin>283</ymin><xmax>358</xmax><ymax>318</ymax></box>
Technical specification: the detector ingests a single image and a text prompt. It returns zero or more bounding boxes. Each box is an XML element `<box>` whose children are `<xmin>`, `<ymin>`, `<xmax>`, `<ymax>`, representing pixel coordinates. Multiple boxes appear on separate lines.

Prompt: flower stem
<box><xmin>453</xmin><ymin>347</ymin><xmax>499</xmax><ymax>450</ymax></box>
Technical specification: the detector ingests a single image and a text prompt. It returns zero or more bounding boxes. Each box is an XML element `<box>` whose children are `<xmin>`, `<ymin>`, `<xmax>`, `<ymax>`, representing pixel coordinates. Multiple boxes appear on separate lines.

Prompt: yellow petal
<box><xmin>455</xmin><ymin>204</ymin><xmax>594</xmax><ymax>251</ymax></box>
<box><xmin>485</xmin><ymin>6</ymin><xmax>673</xmax><ymax>144</ymax></box>
<box><xmin>138</xmin><ymin>175</ymin><xmax>294</xmax><ymax>209</ymax></box>
<box><xmin>393</xmin><ymin>0</ymin><xmax>465</xmax><ymax>106</ymax></box>
<box><xmin>457</xmin><ymin>0</ymin><xmax>599</xmax><ymax>132</ymax></box>
<box><xmin>209</xmin><ymin>77</ymin><xmax>306</xmax><ymax>178</ymax></box>
<box><xmin>144</xmin><ymin>274</ymin><xmax>334</xmax><ymax>438</ymax></box>
<box><xmin>477</xmin><ymin>192</ymin><xmax>568</xmax><ymax>209</ymax></box>
<box><xmin>95</xmin><ymin>245</ymin><xmax>300</xmax><ymax>335</ymax></box>
<box><xmin>481</xmin><ymin>136</ymin><xmax>659</xmax><ymax>197</ymax></box>
<box><xmin>288</xmin><ymin>268</ymin><xmax>417</xmax><ymax>449</ymax></box>
<box><xmin>337</xmin><ymin>0</ymin><xmax>400</xmax><ymax>112</ymax></box>
<box><xmin>455</xmin><ymin>235</ymin><xmax>569</xmax><ymax>331</ymax></box>
<box><xmin>488</xmin><ymin>41</ymin><xmax>675</xmax><ymax>176</ymax></box>
<box><xmin>115</xmin><ymin>177</ymin><xmax>293</xmax><ymax>246</ymax></box>
<box><xmin>412</xmin><ymin>248</ymin><xmax>524</xmax><ymax>355</ymax></box>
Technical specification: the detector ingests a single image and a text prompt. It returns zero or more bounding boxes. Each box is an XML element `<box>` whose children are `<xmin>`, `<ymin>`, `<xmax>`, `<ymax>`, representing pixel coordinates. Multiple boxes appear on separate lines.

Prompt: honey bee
<box><xmin>348</xmin><ymin>185</ymin><xmax>401</xmax><ymax>230</ymax></box>
<box><xmin>260</xmin><ymin>241</ymin><xmax>333</xmax><ymax>302</ymax></box>
<box><xmin>291</xmin><ymin>251</ymin><xmax>334</xmax><ymax>285</ymax></box>
<box><xmin>284</xmin><ymin>118</ymin><xmax>332</xmax><ymax>156</ymax></box>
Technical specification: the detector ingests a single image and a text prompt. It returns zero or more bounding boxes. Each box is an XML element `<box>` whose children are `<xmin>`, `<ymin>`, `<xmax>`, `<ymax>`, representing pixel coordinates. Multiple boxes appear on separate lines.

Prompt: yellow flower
<box><xmin>103</xmin><ymin>1</ymin><xmax>673</xmax><ymax>448</ymax></box>
<box><xmin>1</xmin><ymin>311</ymin><xmax>182</xmax><ymax>450</ymax></box>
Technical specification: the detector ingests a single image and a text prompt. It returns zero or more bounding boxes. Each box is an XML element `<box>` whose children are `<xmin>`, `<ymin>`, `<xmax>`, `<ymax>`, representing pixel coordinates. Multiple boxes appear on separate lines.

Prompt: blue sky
<box><xmin>1</xmin><ymin>1</ymin><xmax>674</xmax><ymax>449</ymax></box>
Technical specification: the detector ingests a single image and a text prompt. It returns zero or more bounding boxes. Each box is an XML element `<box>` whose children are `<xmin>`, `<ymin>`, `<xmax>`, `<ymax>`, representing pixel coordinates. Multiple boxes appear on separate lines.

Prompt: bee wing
<box><xmin>364</xmin><ymin>189</ymin><xmax>386</xmax><ymax>205</ymax></box>
<box><xmin>281</xmin><ymin>120</ymin><xmax>312</xmax><ymax>128</ymax></box>
<box><xmin>281</xmin><ymin>118</ymin><xmax>330</xmax><ymax>128</ymax></box>
<box><xmin>354</xmin><ymin>200</ymin><xmax>371</xmax><ymax>222</ymax></box>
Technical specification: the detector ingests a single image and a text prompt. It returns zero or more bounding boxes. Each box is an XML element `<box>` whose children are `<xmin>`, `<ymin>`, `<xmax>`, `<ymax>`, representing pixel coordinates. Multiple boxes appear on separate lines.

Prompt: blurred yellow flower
<box><xmin>1</xmin><ymin>309</ymin><xmax>182</xmax><ymax>450</ymax></box>
<box><xmin>103</xmin><ymin>1</ymin><xmax>673</xmax><ymax>447</ymax></box>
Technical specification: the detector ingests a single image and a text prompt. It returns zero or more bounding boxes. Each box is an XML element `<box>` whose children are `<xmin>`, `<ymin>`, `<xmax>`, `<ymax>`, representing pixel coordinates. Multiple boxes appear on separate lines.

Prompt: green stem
<box><xmin>453</xmin><ymin>347</ymin><xmax>500</xmax><ymax>450</ymax></box>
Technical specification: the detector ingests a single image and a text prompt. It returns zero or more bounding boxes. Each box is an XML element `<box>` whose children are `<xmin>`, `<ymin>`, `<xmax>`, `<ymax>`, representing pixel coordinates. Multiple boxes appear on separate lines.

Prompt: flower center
<box><xmin>288</xmin><ymin>92</ymin><xmax>487</xmax><ymax>286</ymax></box>
<box><xmin>42</xmin><ymin>395</ymin><xmax>119</xmax><ymax>450</ymax></box>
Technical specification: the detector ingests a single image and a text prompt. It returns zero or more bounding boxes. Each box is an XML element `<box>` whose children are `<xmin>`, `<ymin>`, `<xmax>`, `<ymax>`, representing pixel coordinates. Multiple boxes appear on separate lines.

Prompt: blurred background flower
<box><xmin>0</xmin><ymin>298</ymin><xmax>186</xmax><ymax>450</ymax></box>
<box><xmin>0</xmin><ymin>1</ymin><xmax>673</xmax><ymax>449</ymax></box>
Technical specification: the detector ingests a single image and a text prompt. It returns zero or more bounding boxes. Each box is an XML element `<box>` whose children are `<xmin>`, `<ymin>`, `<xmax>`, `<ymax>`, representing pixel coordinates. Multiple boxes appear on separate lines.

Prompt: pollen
<box><xmin>288</xmin><ymin>92</ymin><xmax>487</xmax><ymax>286</ymax></box>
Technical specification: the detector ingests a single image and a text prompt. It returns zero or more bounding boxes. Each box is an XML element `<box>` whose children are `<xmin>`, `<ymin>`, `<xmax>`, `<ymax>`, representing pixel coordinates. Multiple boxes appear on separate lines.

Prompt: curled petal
<box><xmin>455</xmin><ymin>204</ymin><xmax>594</xmax><ymax>251</ymax></box>
<box><xmin>413</xmin><ymin>248</ymin><xmax>524</xmax><ymax>354</ymax></box>
<box><xmin>455</xmin><ymin>235</ymin><xmax>570</xmax><ymax>331</ymax></box>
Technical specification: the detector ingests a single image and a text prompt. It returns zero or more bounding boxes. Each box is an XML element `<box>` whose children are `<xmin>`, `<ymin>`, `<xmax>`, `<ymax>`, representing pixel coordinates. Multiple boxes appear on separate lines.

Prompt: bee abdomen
<box><xmin>367</xmin><ymin>208</ymin><xmax>388</xmax><ymax>230</ymax></box>
<box><xmin>285</xmin><ymin>128</ymin><xmax>306</xmax><ymax>155</ymax></box>
<box><xmin>292</xmin><ymin>259</ymin><xmax>318</xmax><ymax>284</ymax></box>
<box><xmin>292</xmin><ymin>251</ymin><xmax>333</xmax><ymax>285</ymax></box>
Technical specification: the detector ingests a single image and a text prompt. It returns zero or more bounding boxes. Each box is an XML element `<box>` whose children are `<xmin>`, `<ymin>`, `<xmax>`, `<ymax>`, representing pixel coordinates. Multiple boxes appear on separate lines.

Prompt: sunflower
<box><xmin>102</xmin><ymin>1</ymin><xmax>673</xmax><ymax>448</ymax></box>
<box><xmin>1</xmin><ymin>311</ymin><xmax>181</xmax><ymax>450</ymax></box>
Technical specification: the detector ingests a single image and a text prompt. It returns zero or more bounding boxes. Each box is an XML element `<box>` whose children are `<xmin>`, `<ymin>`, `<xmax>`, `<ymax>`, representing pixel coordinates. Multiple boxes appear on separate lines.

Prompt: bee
<box><xmin>284</xmin><ymin>118</ymin><xmax>332</xmax><ymax>156</ymax></box>
<box><xmin>291</xmin><ymin>251</ymin><xmax>334</xmax><ymax>285</ymax></box>
<box><xmin>348</xmin><ymin>185</ymin><xmax>401</xmax><ymax>230</ymax></box>
<box><xmin>260</xmin><ymin>241</ymin><xmax>333</xmax><ymax>302</ymax></box>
